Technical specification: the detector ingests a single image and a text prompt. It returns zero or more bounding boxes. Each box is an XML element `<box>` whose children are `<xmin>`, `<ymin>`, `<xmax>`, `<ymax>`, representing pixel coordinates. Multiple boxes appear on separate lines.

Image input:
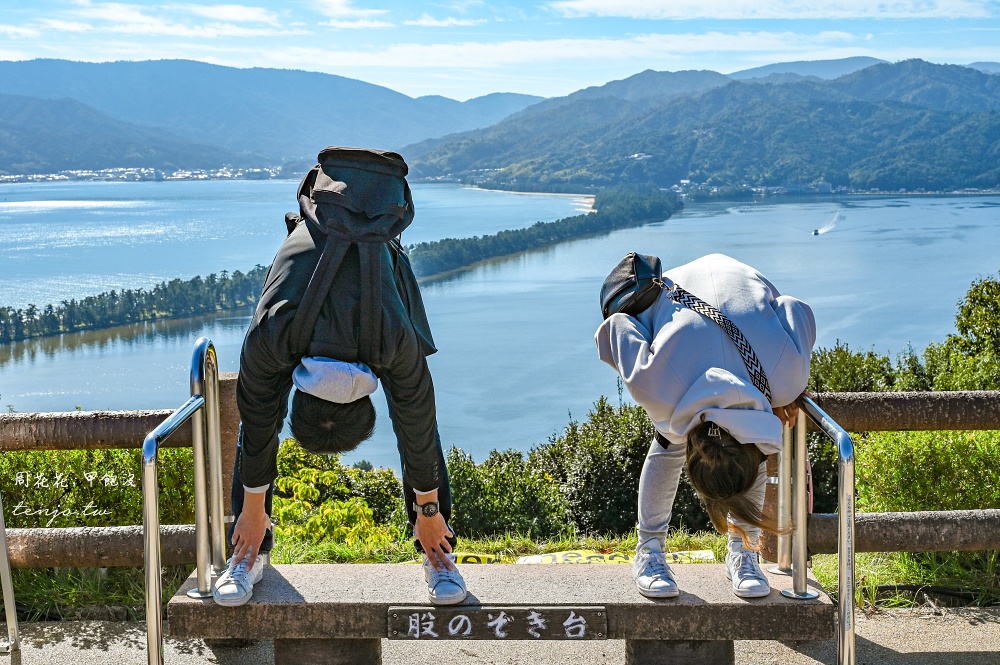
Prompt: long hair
<box><xmin>290</xmin><ymin>389</ymin><xmax>376</xmax><ymax>455</ymax></box>
<box><xmin>685</xmin><ymin>420</ymin><xmax>783</xmax><ymax>548</ymax></box>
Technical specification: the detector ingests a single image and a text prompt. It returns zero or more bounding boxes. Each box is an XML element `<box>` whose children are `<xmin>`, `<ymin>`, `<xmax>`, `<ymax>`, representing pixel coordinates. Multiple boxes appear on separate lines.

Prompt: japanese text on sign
<box><xmin>388</xmin><ymin>606</ymin><xmax>606</xmax><ymax>641</ymax></box>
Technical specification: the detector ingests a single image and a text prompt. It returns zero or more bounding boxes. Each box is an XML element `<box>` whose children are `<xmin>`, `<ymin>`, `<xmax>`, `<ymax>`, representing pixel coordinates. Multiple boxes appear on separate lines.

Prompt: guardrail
<box><xmin>141</xmin><ymin>338</ymin><xmax>226</xmax><ymax>665</ymax></box>
<box><xmin>768</xmin><ymin>397</ymin><xmax>856</xmax><ymax>665</ymax></box>
<box><xmin>0</xmin><ymin>488</ymin><xmax>19</xmax><ymax>653</ymax></box>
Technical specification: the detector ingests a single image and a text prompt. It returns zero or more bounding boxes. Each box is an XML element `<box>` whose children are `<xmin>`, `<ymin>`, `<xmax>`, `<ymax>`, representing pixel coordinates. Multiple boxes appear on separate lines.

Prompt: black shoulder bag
<box><xmin>600</xmin><ymin>252</ymin><xmax>772</xmax><ymax>403</ymax></box>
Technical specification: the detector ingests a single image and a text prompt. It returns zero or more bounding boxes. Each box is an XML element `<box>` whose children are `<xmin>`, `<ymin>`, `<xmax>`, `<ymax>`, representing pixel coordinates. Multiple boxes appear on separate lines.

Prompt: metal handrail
<box><xmin>779</xmin><ymin>415</ymin><xmax>821</xmax><ymax>601</ymax></box>
<box><xmin>142</xmin><ymin>338</ymin><xmax>225</xmax><ymax>665</ymax></box>
<box><xmin>0</xmin><ymin>490</ymin><xmax>20</xmax><ymax>653</ymax></box>
<box><xmin>801</xmin><ymin>396</ymin><xmax>856</xmax><ymax>665</ymax></box>
<box><xmin>769</xmin><ymin>425</ymin><xmax>793</xmax><ymax>574</ymax></box>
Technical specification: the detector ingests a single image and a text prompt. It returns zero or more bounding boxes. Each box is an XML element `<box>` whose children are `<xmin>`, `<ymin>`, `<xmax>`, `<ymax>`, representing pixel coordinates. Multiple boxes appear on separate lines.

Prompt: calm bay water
<box><xmin>0</xmin><ymin>180</ymin><xmax>591</xmax><ymax>308</ymax></box>
<box><xmin>1</xmin><ymin>182</ymin><xmax>998</xmax><ymax>468</ymax></box>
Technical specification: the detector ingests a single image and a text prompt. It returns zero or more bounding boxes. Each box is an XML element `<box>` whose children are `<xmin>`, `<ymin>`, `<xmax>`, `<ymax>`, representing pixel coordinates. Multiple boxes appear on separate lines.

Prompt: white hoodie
<box><xmin>595</xmin><ymin>254</ymin><xmax>816</xmax><ymax>454</ymax></box>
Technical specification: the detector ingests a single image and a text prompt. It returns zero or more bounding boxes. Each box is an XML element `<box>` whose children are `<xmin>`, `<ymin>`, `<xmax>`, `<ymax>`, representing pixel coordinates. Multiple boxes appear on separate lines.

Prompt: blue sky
<box><xmin>2</xmin><ymin>1</ymin><xmax>999</xmax><ymax>100</ymax></box>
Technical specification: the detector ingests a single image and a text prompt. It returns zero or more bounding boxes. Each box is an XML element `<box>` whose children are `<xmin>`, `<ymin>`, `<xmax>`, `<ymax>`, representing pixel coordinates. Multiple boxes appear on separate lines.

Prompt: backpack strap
<box><xmin>357</xmin><ymin>241</ymin><xmax>382</xmax><ymax>362</ymax></box>
<box><xmin>292</xmin><ymin>234</ymin><xmax>351</xmax><ymax>358</ymax></box>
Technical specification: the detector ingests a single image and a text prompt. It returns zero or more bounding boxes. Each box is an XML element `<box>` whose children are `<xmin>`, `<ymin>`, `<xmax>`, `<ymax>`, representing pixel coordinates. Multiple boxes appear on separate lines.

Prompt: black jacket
<box><xmin>236</xmin><ymin>149</ymin><xmax>442</xmax><ymax>492</ymax></box>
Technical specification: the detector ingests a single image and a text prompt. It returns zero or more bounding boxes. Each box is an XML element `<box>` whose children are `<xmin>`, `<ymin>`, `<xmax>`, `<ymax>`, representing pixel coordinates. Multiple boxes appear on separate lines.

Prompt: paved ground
<box><xmin>2</xmin><ymin>607</ymin><xmax>999</xmax><ymax>664</ymax></box>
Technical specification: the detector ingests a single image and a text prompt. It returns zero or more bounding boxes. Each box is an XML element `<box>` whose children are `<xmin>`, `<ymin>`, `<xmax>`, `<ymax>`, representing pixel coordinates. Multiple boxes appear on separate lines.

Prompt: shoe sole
<box><xmin>635</xmin><ymin>581</ymin><xmax>680</xmax><ymax>599</ymax></box>
<box><xmin>726</xmin><ymin>570</ymin><xmax>771</xmax><ymax>598</ymax></box>
<box><xmin>429</xmin><ymin>590</ymin><xmax>468</xmax><ymax>605</ymax></box>
<box><xmin>637</xmin><ymin>587</ymin><xmax>680</xmax><ymax>599</ymax></box>
<box><xmin>212</xmin><ymin>589</ymin><xmax>253</xmax><ymax>607</ymax></box>
<box><xmin>731</xmin><ymin>587</ymin><xmax>771</xmax><ymax>598</ymax></box>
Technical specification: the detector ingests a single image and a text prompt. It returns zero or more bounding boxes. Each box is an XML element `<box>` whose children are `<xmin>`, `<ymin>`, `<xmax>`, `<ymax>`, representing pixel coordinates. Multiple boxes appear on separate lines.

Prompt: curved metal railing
<box><xmin>142</xmin><ymin>338</ymin><xmax>226</xmax><ymax>665</ymax></box>
<box><xmin>802</xmin><ymin>396</ymin><xmax>856</xmax><ymax>665</ymax></box>
<box><xmin>771</xmin><ymin>396</ymin><xmax>855</xmax><ymax>665</ymax></box>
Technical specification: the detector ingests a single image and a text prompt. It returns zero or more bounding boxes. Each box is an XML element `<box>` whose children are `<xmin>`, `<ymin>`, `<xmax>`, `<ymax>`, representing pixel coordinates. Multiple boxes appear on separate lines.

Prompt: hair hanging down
<box><xmin>290</xmin><ymin>389</ymin><xmax>376</xmax><ymax>456</ymax></box>
<box><xmin>685</xmin><ymin>420</ymin><xmax>784</xmax><ymax>548</ymax></box>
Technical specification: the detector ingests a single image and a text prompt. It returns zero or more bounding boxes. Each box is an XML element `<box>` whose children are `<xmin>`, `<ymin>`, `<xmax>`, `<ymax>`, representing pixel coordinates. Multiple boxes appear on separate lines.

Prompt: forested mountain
<box><xmin>0</xmin><ymin>60</ymin><xmax>543</xmax><ymax>161</ymax></box>
<box><xmin>402</xmin><ymin>69</ymin><xmax>739</xmax><ymax>165</ymax></box>
<box><xmin>0</xmin><ymin>94</ymin><xmax>244</xmax><ymax>175</ymax></box>
<box><xmin>407</xmin><ymin>60</ymin><xmax>1000</xmax><ymax>192</ymax></box>
<box><xmin>830</xmin><ymin>59</ymin><xmax>1000</xmax><ymax>113</ymax></box>
<box><xmin>522</xmin><ymin>69</ymin><xmax>732</xmax><ymax>116</ymax></box>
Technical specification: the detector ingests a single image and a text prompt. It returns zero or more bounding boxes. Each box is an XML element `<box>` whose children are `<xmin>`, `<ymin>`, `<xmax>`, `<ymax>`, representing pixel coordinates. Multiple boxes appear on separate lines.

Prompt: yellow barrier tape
<box><xmin>515</xmin><ymin>549</ymin><xmax>715</xmax><ymax>564</ymax></box>
<box><xmin>453</xmin><ymin>552</ymin><xmax>500</xmax><ymax>564</ymax></box>
<box><xmin>407</xmin><ymin>552</ymin><xmax>500</xmax><ymax>564</ymax></box>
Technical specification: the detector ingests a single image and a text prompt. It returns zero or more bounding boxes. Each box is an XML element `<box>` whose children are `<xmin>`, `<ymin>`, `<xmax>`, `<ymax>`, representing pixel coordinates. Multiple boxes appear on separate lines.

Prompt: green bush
<box><xmin>809</xmin><ymin>340</ymin><xmax>895</xmax><ymax>393</ymax></box>
<box><xmin>446</xmin><ymin>447</ymin><xmax>573</xmax><ymax>539</ymax></box>
<box><xmin>275</xmin><ymin>439</ymin><xmax>404</xmax><ymax>526</ymax></box>
<box><xmin>0</xmin><ymin>447</ymin><xmax>194</xmax><ymax>528</ymax></box>
<box><xmin>852</xmin><ymin>429</ymin><xmax>1000</xmax><ymax>604</ymax></box>
<box><xmin>856</xmin><ymin>430</ymin><xmax>1000</xmax><ymax>513</ymax></box>
<box><xmin>530</xmin><ymin>396</ymin><xmax>711</xmax><ymax>535</ymax></box>
<box><xmin>924</xmin><ymin>343</ymin><xmax>1000</xmax><ymax>390</ymax></box>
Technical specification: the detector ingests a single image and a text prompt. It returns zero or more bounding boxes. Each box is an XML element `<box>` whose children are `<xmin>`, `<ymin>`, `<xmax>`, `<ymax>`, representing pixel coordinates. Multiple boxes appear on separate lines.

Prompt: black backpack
<box><xmin>286</xmin><ymin>147</ymin><xmax>417</xmax><ymax>362</ymax></box>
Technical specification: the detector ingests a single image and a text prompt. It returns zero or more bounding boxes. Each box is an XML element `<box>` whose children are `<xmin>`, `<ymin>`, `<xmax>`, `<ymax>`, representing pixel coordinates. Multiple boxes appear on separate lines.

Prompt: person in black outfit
<box><xmin>212</xmin><ymin>148</ymin><xmax>466</xmax><ymax>607</ymax></box>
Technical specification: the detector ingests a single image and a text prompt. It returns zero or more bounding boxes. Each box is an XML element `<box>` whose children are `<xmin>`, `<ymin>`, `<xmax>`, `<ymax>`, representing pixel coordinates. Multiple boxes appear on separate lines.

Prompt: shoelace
<box><xmin>641</xmin><ymin>550</ymin><xmax>673</xmax><ymax>581</ymax></box>
<box><xmin>430</xmin><ymin>567</ymin><xmax>464</xmax><ymax>586</ymax></box>
<box><xmin>224</xmin><ymin>557</ymin><xmax>253</xmax><ymax>588</ymax></box>
<box><xmin>737</xmin><ymin>552</ymin><xmax>765</xmax><ymax>581</ymax></box>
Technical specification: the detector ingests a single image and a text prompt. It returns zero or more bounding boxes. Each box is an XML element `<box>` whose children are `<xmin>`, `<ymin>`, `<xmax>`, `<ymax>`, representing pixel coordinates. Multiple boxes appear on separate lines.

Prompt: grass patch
<box><xmin>10</xmin><ymin>565</ymin><xmax>193</xmax><ymax>621</ymax></box>
<box><xmin>813</xmin><ymin>550</ymin><xmax>1000</xmax><ymax>610</ymax></box>
<box><xmin>271</xmin><ymin>529</ymin><xmax>727</xmax><ymax>565</ymax></box>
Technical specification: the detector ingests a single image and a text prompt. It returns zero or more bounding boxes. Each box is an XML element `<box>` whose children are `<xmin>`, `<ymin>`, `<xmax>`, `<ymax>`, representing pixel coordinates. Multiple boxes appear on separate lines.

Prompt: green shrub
<box><xmin>851</xmin><ymin>429</ymin><xmax>1000</xmax><ymax>604</ymax></box>
<box><xmin>446</xmin><ymin>447</ymin><xmax>573</xmax><ymax>539</ymax></box>
<box><xmin>809</xmin><ymin>340</ymin><xmax>895</xmax><ymax>393</ymax></box>
<box><xmin>275</xmin><ymin>439</ymin><xmax>404</xmax><ymax>525</ymax></box>
<box><xmin>856</xmin><ymin>430</ymin><xmax>1000</xmax><ymax>513</ymax></box>
<box><xmin>924</xmin><ymin>343</ymin><xmax>1000</xmax><ymax>391</ymax></box>
<box><xmin>530</xmin><ymin>396</ymin><xmax>711</xmax><ymax>535</ymax></box>
<box><xmin>0</xmin><ymin>447</ymin><xmax>194</xmax><ymax>528</ymax></box>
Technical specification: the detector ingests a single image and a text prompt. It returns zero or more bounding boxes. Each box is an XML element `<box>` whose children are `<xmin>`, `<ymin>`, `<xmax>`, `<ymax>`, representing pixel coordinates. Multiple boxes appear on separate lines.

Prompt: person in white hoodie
<box><xmin>595</xmin><ymin>253</ymin><xmax>816</xmax><ymax>599</ymax></box>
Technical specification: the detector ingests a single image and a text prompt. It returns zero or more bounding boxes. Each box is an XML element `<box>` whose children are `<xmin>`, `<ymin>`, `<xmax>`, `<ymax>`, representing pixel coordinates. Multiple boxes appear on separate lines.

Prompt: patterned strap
<box><xmin>662</xmin><ymin>281</ymin><xmax>772</xmax><ymax>403</ymax></box>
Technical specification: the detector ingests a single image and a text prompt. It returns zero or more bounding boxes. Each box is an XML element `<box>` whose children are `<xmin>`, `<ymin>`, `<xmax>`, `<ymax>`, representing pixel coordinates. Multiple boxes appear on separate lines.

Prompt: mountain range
<box><xmin>405</xmin><ymin>59</ymin><xmax>1000</xmax><ymax>192</ymax></box>
<box><xmin>1</xmin><ymin>57</ymin><xmax>999</xmax><ymax>191</ymax></box>
<box><xmin>0</xmin><ymin>59</ymin><xmax>542</xmax><ymax>174</ymax></box>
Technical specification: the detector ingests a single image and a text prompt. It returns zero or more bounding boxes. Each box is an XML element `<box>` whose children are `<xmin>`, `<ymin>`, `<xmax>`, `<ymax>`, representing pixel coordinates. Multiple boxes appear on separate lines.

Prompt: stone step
<box><xmin>168</xmin><ymin>563</ymin><xmax>834</xmax><ymax>642</ymax></box>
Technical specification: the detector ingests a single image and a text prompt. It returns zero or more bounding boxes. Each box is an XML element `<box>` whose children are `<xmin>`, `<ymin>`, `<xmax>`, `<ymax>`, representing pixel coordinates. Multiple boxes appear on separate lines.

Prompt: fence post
<box><xmin>781</xmin><ymin>415</ymin><xmax>819</xmax><ymax>600</ymax></box>
<box><xmin>0</xmin><ymin>490</ymin><xmax>20</xmax><ymax>653</ymax></box>
<box><xmin>768</xmin><ymin>424</ymin><xmax>793</xmax><ymax>576</ymax></box>
<box><xmin>143</xmin><ymin>338</ymin><xmax>222</xmax><ymax>665</ymax></box>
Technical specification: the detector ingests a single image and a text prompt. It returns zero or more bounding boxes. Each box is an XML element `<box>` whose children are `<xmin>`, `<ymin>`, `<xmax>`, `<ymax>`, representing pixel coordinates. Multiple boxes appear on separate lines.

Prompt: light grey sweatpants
<box><xmin>637</xmin><ymin>436</ymin><xmax>766</xmax><ymax>549</ymax></box>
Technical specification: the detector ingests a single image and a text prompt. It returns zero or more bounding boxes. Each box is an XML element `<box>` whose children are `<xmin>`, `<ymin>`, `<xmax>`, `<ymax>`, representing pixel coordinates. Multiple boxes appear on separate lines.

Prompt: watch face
<box><xmin>422</xmin><ymin>502</ymin><xmax>439</xmax><ymax>517</ymax></box>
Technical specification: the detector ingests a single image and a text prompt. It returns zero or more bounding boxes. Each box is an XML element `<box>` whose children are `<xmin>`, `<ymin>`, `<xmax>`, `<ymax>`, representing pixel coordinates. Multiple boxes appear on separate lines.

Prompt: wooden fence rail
<box><xmin>0</xmin><ymin>387</ymin><xmax>998</xmax><ymax>568</ymax></box>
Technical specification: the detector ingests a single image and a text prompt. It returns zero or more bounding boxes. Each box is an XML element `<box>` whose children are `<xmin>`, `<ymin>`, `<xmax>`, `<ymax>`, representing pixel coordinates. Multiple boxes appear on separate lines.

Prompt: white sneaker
<box><xmin>726</xmin><ymin>545</ymin><xmax>771</xmax><ymax>598</ymax></box>
<box><xmin>423</xmin><ymin>554</ymin><xmax>468</xmax><ymax>605</ymax></box>
<box><xmin>632</xmin><ymin>539</ymin><xmax>679</xmax><ymax>598</ymax></box>
<box><xmin>212</xmin><ymin>555</ymin><xmax>265</xmax><ymax>607</ymax></box>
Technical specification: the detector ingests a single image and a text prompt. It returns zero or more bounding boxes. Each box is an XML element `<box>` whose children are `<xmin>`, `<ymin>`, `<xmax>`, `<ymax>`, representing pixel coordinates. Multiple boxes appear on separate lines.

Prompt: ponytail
<box><xmin>686</xmin><ymin>420</ymin><xmax>784</xmax><ymax>548</ymax></box>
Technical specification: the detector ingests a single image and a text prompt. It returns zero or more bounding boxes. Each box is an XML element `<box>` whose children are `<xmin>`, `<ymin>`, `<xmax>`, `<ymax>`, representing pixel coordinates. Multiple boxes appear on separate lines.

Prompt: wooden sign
<box><xmin>388</xmin><ymin>606</ymin><xmax>607</xmax><ymax>640</ymax></box>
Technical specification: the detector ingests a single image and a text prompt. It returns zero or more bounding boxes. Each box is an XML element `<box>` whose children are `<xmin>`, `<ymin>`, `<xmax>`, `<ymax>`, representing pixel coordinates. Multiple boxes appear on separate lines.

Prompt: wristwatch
<box><xmin>413</xmin><ymin>500</ymin><xmax>440</xmax><ymax>518</ymax></box>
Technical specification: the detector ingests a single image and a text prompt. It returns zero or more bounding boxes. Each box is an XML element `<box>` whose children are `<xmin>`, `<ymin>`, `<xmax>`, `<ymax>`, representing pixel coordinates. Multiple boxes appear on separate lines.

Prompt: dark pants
<box><xmin>228</xmin><ymin>428</ymin><xmax>456</xmax><ymax>555</ymax></box>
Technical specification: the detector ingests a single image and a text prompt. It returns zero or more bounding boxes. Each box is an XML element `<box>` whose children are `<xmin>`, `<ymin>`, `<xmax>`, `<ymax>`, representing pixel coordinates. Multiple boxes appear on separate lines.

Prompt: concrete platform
<box><xmin>168</xmin><ymin>563</ymin><xmax>835</xmax><ymax>642</ymax></box>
